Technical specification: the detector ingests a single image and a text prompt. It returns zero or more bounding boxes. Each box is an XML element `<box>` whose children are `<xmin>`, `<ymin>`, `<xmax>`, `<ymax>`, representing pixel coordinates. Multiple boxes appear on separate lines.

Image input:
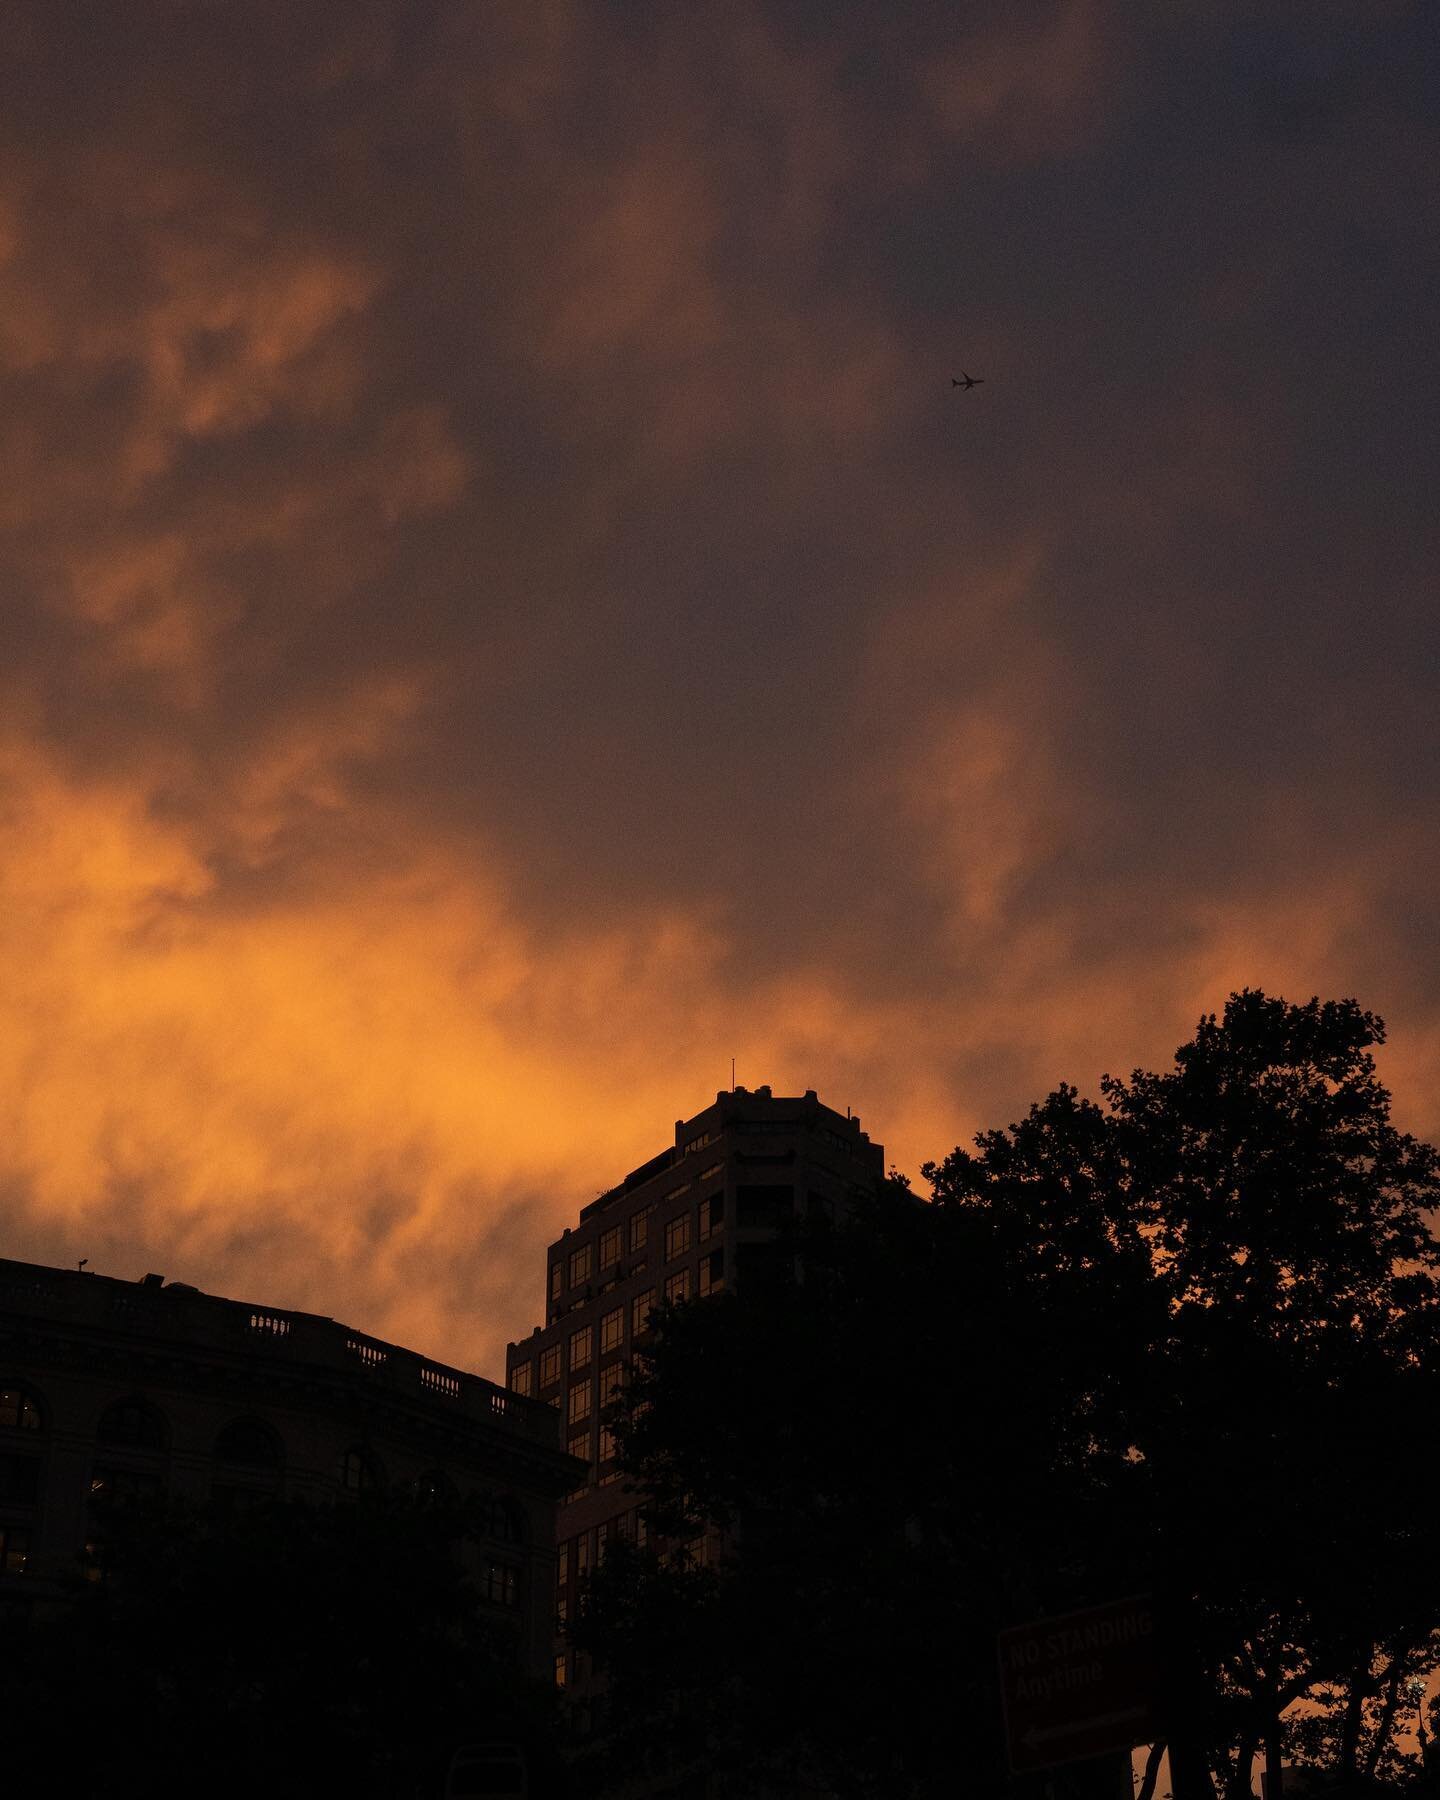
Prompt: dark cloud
<box><xmin>0</xmin><ymin>0</ymin><xmax>1434</xmax><ymax>1372</ymax></box>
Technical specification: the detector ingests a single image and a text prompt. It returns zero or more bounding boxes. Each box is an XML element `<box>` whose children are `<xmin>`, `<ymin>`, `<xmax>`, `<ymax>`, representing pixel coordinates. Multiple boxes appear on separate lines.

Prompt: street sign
<box><xmin>998</xmin><ymin>1594</ymin><xmax>1156</xmax><ymax>1773</ymax></box>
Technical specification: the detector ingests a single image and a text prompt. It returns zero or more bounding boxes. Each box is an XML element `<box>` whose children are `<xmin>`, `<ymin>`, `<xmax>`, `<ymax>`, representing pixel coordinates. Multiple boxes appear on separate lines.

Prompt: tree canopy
<box><xmin>581</xmin><ymin>993</ymin><xmax>1440</xmax><ymax>1800</ymax></box>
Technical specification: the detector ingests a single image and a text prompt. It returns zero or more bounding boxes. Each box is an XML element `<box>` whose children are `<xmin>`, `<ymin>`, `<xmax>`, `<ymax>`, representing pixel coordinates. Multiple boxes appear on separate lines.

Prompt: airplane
<box><xmin>952</xmin><ymin>372</ymin><xmax>984</xmax><ymax>390</ymax></box>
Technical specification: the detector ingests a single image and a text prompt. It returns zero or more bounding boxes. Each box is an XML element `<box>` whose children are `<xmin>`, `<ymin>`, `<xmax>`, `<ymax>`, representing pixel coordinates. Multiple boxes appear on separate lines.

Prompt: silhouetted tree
<box><xmin>1</xmin><ymin>1488</ymin><xmax>565</xmax><ymax>1799</ymax></box>
<box><xmin>582</xmin><ymin>993</ymin><xmax>1440</xmax><ymax>1800</ymax></box>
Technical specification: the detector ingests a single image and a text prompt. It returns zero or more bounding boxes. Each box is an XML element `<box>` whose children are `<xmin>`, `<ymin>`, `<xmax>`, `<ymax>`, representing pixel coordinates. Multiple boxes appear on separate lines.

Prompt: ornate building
<box><xmin>0</xmin><ymin>1256</ymin><xmax>580</xmax><ymax>1678</ymax></box>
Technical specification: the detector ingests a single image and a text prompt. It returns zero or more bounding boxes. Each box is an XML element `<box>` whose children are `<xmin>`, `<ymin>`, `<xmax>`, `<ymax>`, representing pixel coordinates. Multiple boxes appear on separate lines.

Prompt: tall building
<box><xmin>0</xmin><ymin>1256</ymin><xmax>581</xmax><ymax>1679</ymax></box>
<box><xmin>504</xmin><ymin>1085</ymin><xmax>885</xmax><ymax>1691</ymax></box>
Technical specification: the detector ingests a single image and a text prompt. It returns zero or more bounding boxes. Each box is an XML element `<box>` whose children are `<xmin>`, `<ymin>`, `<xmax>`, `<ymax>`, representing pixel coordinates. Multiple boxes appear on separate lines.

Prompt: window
<box><xmin>632</xmin><ymin>1289</ymin><xmax>655</xmax><ymax>1336</ymax></box>
<box><xmin>664</xmin><ymin>1182</ymin><xmax>691</xmax><ymax>1203</ymax></box>
<box><xmin>339</xmin><ymin>1447</ymin><xmax>381</xmax><ymax>1493</ymax></box>
<box><xmin>634</xmin><ymin>1511</ymin><xmax>649</xmax><ymax>1548</ymax></box>
<box><xmin>568</xmin><ymin>1243</ymin><xmax>593</xmax><ymax>1286</ymax></box>
<box><xmin>665</xmin><ymin>1268</ymin><xmax>692</xmax><ymax>1307</ymax></box>
<box><xmin>699</xmin><ymin>1248</ymin><xmax>725</xmax><ymax>1297</ymax></box>
<box><xmin>89</xmin><ymin>1466</ymin><xmax>163</xmax><ymax>1506</ymax></box>
<box><xmin>556</xmin><ymin>1594</ymin><xmax>569</xmax><ymax>1627</ymax></box>
<box><xmin>539</xmin><ymin>1345</ymin><xmax>562</xmax><ymax>1389</ymax></box>
<box><xmin>0</xmin><ymin>1387</ymin><xmax>41</xmax><ymax>1431</ymax></box>
<box><xmin>483</xmin><ymin>1561</ymin><xmax>519</xmax><ymax>1607</ymax></box>
<box><xmin>97</xmin><ymin>1398</ymin><xmax>167</xmax><ymax>1451</ymax></box>
<box><xmin>684</xmin><ymin>1129</ymin><xmax>716</xmax><ymax>1154</ymax></box>
<box><xmin>0</xmin><ymin>1454</ymin><xmax>40</xmax><ymax>1505</ymax></box>
<box><xmin>702</xmin><ymin>1192</ymin><xmax>724</xmax><ymax>1235</ymax></box>
<box><xmin>214</xmin><ymin>1418</ymin><xmax>282</xmax><ymax>1468</ymax></box>
<box><xmin>698</xmin><ymin>1160</ymin><xmax>723</xmax><ymax>1182</ymax></box>
<box><xmin>737</xmin><ymin>1184</ymin><xmax>792</xmax><ymax>1227</ymax></box>
<box><xmin>549</xmin><ymin>1262</ymin><xmax>563</xmax><ymax>1301</ymax></box>
<box><xmin>598</xmin><ymin>1427</ymin><xmax>618</xmax><ymax>1464</ymax></box>
<box><xmin>567</xmin><ymin>1381</ymin><xmax>591</xmax><ymax>1425</ymax></box>
<box><xmin>567</xmin><ymin>1434</ymin><xmax>590</xmax><ymax>1492</ymax></box>
<box><xmin>554</xmin><ymin>1654</ymin><xmax>568</xmax><ymax>1689</ymax></box>
<box><xmin>665</xmin><ymin>1214</ymin><xmax>691</xmax><ymax>1261</ymax></box>
<box><xmin>597</xmin><ymin>1520</ymin><xmax>610</xmax><ymax>1557</ymax></box>
<box><xmin>628</xmin><ymin>1206</ymin><xmax>653</xmax><ymax>1253</ymax></box>
<box><xmin>600</xmin><ymin>1307</ymin><xmax>624</xmax><ymax>1354</ymax></box>
<box><xmin>600</xmin><ymin>1364</ymin><xmax>626</xmax><ymax>1405</ymax></box>
<box><xmin>557</xmin><ymin>1543</ymin><xmax>570</xmax><ymax>1586</ymax></box>
<box><xmin>0</xmin><ymin>1526</ymin><xmax>29</xmax><ymax>1573</ymax></box>
<box><xmin>576</xmin><ymin>1533</ymin><xmax>591</xmax><ymax>1575</ymax></box>
<box><xmin>599</xmin><ymin>1225</ymin><xmax>622</xmax><ymax>1269</ymax></box>
<box><xmin>568</xmin><ymin>1326</ymin><xmax>593</xmax><ymax>1371</ymax></box>
<box><xmin>509</xmin><ymin>1360</ymin><xmax>533</xmax><ymax>1397</ymax></box>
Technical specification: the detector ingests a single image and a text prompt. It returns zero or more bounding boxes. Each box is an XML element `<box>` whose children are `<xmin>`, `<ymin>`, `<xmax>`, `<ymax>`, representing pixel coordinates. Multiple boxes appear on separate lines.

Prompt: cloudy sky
<box><xmin>1</xmin><ymin>1</ymin><xmax>1435</xmax><ymax>1376</ymax></box>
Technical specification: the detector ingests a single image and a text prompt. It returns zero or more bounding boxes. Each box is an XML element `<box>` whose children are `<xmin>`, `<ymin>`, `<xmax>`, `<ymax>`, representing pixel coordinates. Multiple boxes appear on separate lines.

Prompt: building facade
<box><xmin>0</xmin><ymin>1257</ymin><xmax>581</xmax><ymax>1678</ymax></box>
<box><xmin>504</xmin><ymin>1085</ymin><xmax>886</xmax><ymax>1691</ymax></box>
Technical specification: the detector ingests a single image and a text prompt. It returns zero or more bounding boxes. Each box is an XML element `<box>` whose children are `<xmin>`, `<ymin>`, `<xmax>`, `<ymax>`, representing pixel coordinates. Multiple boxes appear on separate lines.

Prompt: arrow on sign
<box><xmin>1022</xmin><ymin>1707</ymin><xmax>1152</xmax><ymax>1755</ymax></box>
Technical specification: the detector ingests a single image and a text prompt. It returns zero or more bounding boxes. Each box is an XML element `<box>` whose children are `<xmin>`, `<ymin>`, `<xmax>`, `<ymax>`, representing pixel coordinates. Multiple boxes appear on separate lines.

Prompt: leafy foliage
<box><xmin>582</xmin><ymin>994</ymin><xmax>1440</xmax><ymax>1799</ymax></box>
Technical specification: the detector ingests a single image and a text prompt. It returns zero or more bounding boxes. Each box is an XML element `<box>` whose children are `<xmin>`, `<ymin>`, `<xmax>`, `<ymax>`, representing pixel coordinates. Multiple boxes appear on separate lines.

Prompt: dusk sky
<box><xmin>2</xmin><ymin>2</ymin><xmax>1436</xmax><ymax>1378</ymax></box>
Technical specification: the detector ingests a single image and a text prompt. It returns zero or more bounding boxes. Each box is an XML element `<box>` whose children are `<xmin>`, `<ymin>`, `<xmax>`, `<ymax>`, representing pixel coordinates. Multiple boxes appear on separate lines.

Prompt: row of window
<box><xmin>515</xmin><ymin>1243</ymin><xmax>726</xmax><ymax>1401</ymax></box>
<box><xmin>548</xmin><ymin>1188</ymin><xmax>728</xmax><ymax>1302</ymax></box>
<box><xmin>555</xmin><ymin>1507</ymin><xmax>649</xmax><ymax>1592</ymax></box>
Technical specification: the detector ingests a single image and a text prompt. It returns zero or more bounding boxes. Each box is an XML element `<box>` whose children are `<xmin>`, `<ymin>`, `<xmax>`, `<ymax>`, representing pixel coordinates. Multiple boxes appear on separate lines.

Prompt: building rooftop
<box><xmin>0</xmin><ymin>1256</ymin><xmax>558</xmax><ymax>1450</ymax></box>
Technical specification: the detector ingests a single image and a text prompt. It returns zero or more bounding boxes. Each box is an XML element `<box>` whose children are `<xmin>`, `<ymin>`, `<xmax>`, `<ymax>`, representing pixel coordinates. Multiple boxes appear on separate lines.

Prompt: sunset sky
<box><xmin>1</xmin><ymin>2</ymin><xmax>1435</xmax><ymax>1378</ymax></box>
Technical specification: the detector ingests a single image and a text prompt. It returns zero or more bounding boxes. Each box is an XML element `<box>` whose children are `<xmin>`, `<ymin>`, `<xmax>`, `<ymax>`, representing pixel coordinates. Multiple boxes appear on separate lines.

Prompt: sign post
<box><xmin>998</xmin><ymin>1595</ymin><xmax>1156</xmax><ymax>1774</ymax></box>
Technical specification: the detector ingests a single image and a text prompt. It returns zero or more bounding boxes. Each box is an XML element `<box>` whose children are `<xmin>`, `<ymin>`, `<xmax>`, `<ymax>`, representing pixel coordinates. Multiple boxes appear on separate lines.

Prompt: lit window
<box><xmin>599</xmin><ymin>1427</ymin><xmax>617</xmax><ymax>1464</ymax></box>
<box><xmin>699</xmin><ymin>1248</ymin><xmax>725</xmax><ymax>1297</ymax></box>
<box><xmin>414</xmin><ymin>1469</ymin><xmax>454</xmax><ymax>1505</ymax></box>
<box><xmin>0</xmin><ymin>1387</ymin><xmax>41</xmax><ymax>1431</ymax></box>
<box><xmin>628</xmin><ymin>1207</ymin><xmax>653</xmax><ymax>1254</ymax></box>
<box><xmin>665</xmin><ymin>1215</ymin><xmax>691</xmax><ymax>1261</ymax></box>
<box><xmin>97</xmin><ymin>1398</ymin><xmax>167</xmax><ymax>1451</ymax></box>
<box><xmin>557</xmin><ymin>1543</ymin><xmax>569</xmax><ymax>1586</ymax></box>
<box><xmin>567</xmin><ymin>1382</ymin><xmax>592</xmax><ymax>1425</ymax></box>
<box><xmin>600</xmin><ymin>1307</ymin><xmax>624</xmax><ymax>1354</ymax></box>
<box><xmin>665</xmin><ymin>1268</ymin><xmax>692</xmax><ymax>1307</ymax></box>
<box><xmin>556</xmin><ymin>1594</ymin><xmax>569</xmax><ymax>1627</ymax></box>
<box><xmin>339</xmin><ymin>1447</ymin><xmax>381</xmax><ymax>1493</ymax></box>
<box><xmin>632</xmin><ymin>1290</ymin><xmax>655</xmax><ymax>1335</ymax></box>
<box><xmin>539</xmin><ymin>1346</ymin><xmax>562</xmax><ymax>1389</ymax></box>
<box><xmin>684</xmin><ymin>1129</ymin><xmax>716</xmax><ymax>1155</ymax></box>
<box><xmin>568</xmin><ymin>1244</ymin><xmax>593</xmax><ymax>1286</ymax></box>
<box><xmin>568</xmin><ymin>1327</ymin><xmax>593</xmax><ymax>1371</ymax></box>
<box><xmin>600</xmin><ymin>1364</ymin><xmax>626</xmax><ymax>1404</ymax></box>
<box><xmin>698</xmin><ymin>1161</ymin><xmax>723</xmax><ymax>1182</ymax></box>
<box><xmin>664</xmin><ymin>1182</ymin><xmax>691</xmax><ymax>1203</ymax></box>
<box><xmin>599</xmin><ymin>1225</ymin><xmax>622</xmax><ymax>1269</ymax></box>
<box><xmin>702</xmin><ymin>1193</ymin><xmax>724</xmax><ymax>1235</ymax></box>
<box><xmin>509</xmin><ymin>1361</ymin><xmax>533</xmax><ymax>1397</ymax></box>
<box><xmin>554</xmin><ymin>1654</ymin><xmax>568</xmax><ymax>1689</ymax></box>
<box><xmin>0</xmin><ymin>1525</ymin><xmax>30</xmax><ymax>1573</ymax></box>
<box><xmin>550</xmin><ymin>1263</ymin><xmax>563</xmax><ymax>1301</ymax></box>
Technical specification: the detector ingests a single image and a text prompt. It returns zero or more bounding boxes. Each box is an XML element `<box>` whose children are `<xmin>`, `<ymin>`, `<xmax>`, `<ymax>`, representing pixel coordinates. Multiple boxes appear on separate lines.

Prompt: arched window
<box><xmin>97</xmin><ymin>1398</ymin><xmax>168</xmax><ymax>1451</ymax></box>
<box><xmin>339</xmin><ymin>1447</ymin><xmax>382</xmax><ymax>1494</ymax></box>
<box><xmin>214</xmin><ymin>1418</ymin><xmax>282</xmax><ymax>1469</ymax></box>
<box><xmin>0</xmin><ymin>1385</ymin><xmax>43</xmax><ymax>1432</ymax></box>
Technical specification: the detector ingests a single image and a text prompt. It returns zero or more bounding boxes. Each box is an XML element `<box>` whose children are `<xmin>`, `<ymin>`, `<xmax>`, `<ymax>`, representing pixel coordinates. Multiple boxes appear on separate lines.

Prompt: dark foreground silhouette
<box><xmin>0</xmin><ymin>1490</ymin><xmax>570</xmax><ymax>1799</ymax></box>
<box><xmin>576</xmin><ymin>994</ymin><xmax>1440</xmax><ymax>1800</ymax></box>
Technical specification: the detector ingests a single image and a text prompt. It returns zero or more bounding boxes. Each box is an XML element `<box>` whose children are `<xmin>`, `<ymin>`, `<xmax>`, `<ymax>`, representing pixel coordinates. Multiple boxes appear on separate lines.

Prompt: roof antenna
<box><xmin>731</xmin><ymin>1057</ymin><xmax>736</xmax><ymax>1092</ymax></box>
<box><xmin>77</xmin><ymin>1257</ymin><xmax>88</xmax><ymax>1271</ymax></box>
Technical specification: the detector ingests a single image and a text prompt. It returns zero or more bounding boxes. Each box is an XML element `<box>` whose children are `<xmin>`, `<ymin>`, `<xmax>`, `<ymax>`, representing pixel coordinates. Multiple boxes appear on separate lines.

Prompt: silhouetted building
<box><xmin>504</xmin><ymin>1085</ymin><xmax>885</xmax><ymax>1694</ymax></box>
<box><xmin>0</xmin><ymin>1257</ymin><xmax>581</xmax><ymax>1677</ymax></box>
